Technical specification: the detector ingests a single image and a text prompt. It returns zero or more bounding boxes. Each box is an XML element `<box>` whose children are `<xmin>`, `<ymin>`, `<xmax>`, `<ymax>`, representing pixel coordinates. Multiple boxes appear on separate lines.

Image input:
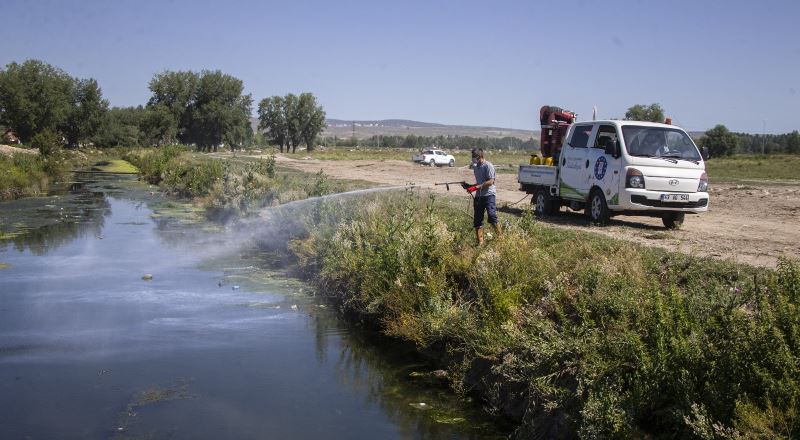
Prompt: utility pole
<box><xmin>762</xmin><ymin>120</ymin><xmax>766</xmax><ymax>155</ymax></box>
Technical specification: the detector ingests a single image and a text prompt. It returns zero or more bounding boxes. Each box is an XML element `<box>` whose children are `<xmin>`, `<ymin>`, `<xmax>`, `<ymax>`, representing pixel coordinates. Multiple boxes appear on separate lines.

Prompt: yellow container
<box><xmin>530</xmin><ymin>155</ymin><xmax>541</xmax><ymax>165</ymax></box>
<box><xmin>544</xmin><ymin>157</ymin><xmax>554</xmax><ymax>166</ymax></box>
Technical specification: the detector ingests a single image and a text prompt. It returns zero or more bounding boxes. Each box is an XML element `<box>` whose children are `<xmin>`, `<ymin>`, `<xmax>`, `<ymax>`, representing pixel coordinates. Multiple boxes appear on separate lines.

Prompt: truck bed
<box><xmin>518</xmin><ymin>165</ymin><xmax>557</xmax><ymax>187</ymax></box>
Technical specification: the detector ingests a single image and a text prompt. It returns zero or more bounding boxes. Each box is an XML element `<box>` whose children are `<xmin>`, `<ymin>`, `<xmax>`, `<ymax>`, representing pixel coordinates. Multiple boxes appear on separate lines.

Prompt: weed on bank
<box><xmin>287</xmin><ymin>192</ymin><xmax>799</xmax><ymax>439</ymax></box>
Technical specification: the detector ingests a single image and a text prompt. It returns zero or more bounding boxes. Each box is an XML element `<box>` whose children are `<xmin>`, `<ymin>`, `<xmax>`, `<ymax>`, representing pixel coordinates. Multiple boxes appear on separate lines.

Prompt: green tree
<box><xmin>94</xmin><ymin>106</ymin><xmax>145</xmax><ymax>148</ymax></box>
<box><xmin>284</xmin><ymin>93</ymin><xmax>303</xmax><ymax>153</ymax></box>
<box><xmin>787</xmin><ymin>131</ymin><xmax>800</xmax><ymax>155</ymax></box>
<box><xmin>140</xmin><ymin>104</ymin><xmax>178</xmax><ymax>146</ymax></box>
<box><xmin>297</xmin><ymin>93</ymin><xmax>326</xmax><ymax>152</ymax></box>
<box><xmin>0</xmin><ymin>59</ymin><xmax>75</xmax><ymax>143</ymax></box>
<box><xmin>701</xmin><ymin>124</ymin><xmax>740</xmax><ymax>157</ymax></box>
<box><xmin>147</xmin><ymin>70</ymin><xmax>199</xmax><ymax>142</ymax></box>
<box><xmin>146</xmin><ymin>70</ymin><xmax>252</xmax><ymax>151</ymax></box>
<box><xmin>64</xmin><ymin>78</ymin><xmax>109</xmax><ymax>147</ymax></box>
<box><xmin>625</xmin><ymin>103</ymin><xmax>665</xmax><ymax>122</ymax></box>
<box><xmin>186</xmin><ymin>70</ymin><xmax>253</xmax><ymax>151</ymax></box>
<box><xmin>257</xmin><ymin>96</ymin><xmax>288</xmax><ymax>152</ymax></box>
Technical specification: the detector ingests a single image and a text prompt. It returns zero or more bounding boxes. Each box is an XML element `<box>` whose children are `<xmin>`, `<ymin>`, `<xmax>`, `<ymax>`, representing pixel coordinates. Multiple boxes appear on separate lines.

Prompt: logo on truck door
<box><xmin>594</xmin><ymin>156</ymin><xmax>608</xmax><ymax>180</ymax></box>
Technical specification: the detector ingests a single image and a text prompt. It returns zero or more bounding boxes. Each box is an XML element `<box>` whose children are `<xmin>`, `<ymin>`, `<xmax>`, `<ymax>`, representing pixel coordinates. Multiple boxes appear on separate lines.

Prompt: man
<box><xmin>462</xmin><ymin>149</ymin><xmax>501</xmax><ymax>244</ymax></box>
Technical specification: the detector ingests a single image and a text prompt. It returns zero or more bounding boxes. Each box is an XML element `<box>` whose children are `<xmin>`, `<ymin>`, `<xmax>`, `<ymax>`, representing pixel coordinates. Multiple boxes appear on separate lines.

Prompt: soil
<box><xmin>267</xmin><ymin>154</ymin><xmax>800</xmax><ymax>268</ymax></box>
<box><xmin>0</xmin><ymin>144</ymin><xmax>38</xmax><ymax>157</ymax></box>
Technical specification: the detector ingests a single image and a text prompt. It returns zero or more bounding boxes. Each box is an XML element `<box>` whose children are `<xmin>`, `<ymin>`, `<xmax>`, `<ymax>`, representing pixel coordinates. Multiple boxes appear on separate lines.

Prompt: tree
<box><xmin>258</xmin><ymin>96</ymin><xmax>288</xmax><ymax>152</ymax></box>
<box><xmin>186</xmin><ymin>71</ymin><xmax>253</xmax><ymax>151</ymax></box>
<box><xmin>140</xmin><ymin>104</ymin><xmax>178</xmax><ymax>146</ymax></box>
<box><xmin>701</xmin><ymin>124</ymin><xmax>740</xmax><ymax>157</ymax></box>
<box><xmin>284</xmin><ymin>93</ymin><xmax>303</xmax><ymax>153</ymax></box>
<box><xmin>297</xmin><ymin>93</ymin><xmax>326</xmax><ymax>152</ymax></box>
<box><xmin>64</xmin><ymin>78</ymin><xmax>109</xmax><ymax>147</ymax></box>
<box><xmin>93</xmin><ymin>106</ymin><xmax>145</xmax><ymax>147</ymax></box>
<box><xmin>146</xmin><ymin>70</ymin><xmax>252</xmax><ymax>151</ymax></box>
<box><xmin>625</xmin><ymin>103</ymin><xmax>665</xmax><ymax>122</ymax></box>
<box><xmin>147</xmin><ymin>70</ymin><xmax>199</xmax><ymax>143</ymax></box>
<box><xmin>787</xmin><ymin>131</ymin><xmax>800</xmax><ymax>155</ymax></box>
<box><xmin>0</xmin><ymin>59</ymin><xmax>75</xmax><ymax>143</ymax></box>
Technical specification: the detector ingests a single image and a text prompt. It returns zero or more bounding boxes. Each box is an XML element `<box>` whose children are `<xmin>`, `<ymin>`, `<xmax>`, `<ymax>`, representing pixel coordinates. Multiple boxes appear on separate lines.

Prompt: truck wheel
<box><xmin>588</xmin><ymin>189</ymin><xmax>609</xmax><ymax>225</ymax></box>
<box><xmin>532</xmin><ymin>188</ymin><xmax>552</xmax><ymax>218</ymax></box>
<box><xmin>449</xmin><ymin>159</ymin><xmax>455</xmax><ymax>167</ymax></box>
<box><xmin>430</xmin><ymin>159</ymin><xmax>436</xmax><ymax>167</ymax></box>
<box><xmin>662</xmin><ymin>212</ymin><xmax>685</xmax><ymax>229</ymax></box>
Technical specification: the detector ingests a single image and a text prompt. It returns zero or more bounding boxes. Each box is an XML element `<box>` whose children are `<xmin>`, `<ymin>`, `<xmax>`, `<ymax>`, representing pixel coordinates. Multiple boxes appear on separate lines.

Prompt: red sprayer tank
<box><xmin>539</xmin><ymin>106</ymin><xmax>576</xmax><ymax>158</ymax></box>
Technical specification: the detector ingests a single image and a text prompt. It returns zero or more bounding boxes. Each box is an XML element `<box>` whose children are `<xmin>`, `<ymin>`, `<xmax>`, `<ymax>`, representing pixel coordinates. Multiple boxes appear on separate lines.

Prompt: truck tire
<box><xmin>449</xmin><ymin>159</ymin><xmax>455</xmax><ymax>167</ymax></box>
<box><xmin>588</xmin><ymin>189</ymin><xmax>610</xmax><ymax>225</ymax></box>
<box><xmin>662</xmin><ymin>212</ymin><xmax>685</xmax><ymax>229</ymax></box>
<box><xmin>532</xmin><ymin>188</ymin><xmax>553</xmax><ymax>218</ymax></box>
<box><xmin>430</xmin><ymin>159</ymin><xmax>436</xmax><ymax>167</ymax></box>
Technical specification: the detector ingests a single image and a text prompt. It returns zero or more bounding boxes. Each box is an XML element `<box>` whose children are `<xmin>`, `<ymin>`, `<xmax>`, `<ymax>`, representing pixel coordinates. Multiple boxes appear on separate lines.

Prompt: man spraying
<box><xmin>462</xmin><ymin>149</ymin><xmax>502</xmax><ymax>245</ymax></box>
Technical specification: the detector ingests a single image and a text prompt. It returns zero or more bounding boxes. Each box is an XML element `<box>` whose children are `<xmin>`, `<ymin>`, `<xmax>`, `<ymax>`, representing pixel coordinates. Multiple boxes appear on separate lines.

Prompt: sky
<box><xmin>2</xmin><ymin>0</ymin><xmax>799</xmax><ymax>133</ymax></box>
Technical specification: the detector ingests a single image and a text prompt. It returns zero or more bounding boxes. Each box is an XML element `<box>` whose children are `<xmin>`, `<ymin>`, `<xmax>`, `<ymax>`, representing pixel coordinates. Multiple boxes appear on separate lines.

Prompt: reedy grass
<box><xmin>285</xmin><ymin>191</ymin><xmax>800</xmax><ymax>439</ymax></box>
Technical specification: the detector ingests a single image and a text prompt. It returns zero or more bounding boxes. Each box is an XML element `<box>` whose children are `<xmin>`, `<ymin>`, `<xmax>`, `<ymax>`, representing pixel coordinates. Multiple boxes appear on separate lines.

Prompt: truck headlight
<box><xmin>626</xmin><ymin>168</ymin><xmax>645</xmax><ymax>189</ymax></box>
<box><xmin>698</xmin><ymin>172</ymin><xmax>709</xmax><ymax>192</ymax></box>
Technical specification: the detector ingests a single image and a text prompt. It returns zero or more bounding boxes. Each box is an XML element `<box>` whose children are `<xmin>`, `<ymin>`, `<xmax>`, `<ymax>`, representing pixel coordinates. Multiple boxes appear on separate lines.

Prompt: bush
<box><xmin>29</xmin><ymin>129</ymin><xmax>62</xmax><ymax>157</ymax></box>
<box><xmin>285</xmin><ymin>193</ymin><xmax>800</xmax><ymax>439</ymax></box>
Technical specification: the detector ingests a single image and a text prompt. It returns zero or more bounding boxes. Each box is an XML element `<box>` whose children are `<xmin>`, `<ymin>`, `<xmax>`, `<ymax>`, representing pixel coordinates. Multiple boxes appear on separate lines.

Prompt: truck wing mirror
<box><xmin>604</xmin><ymin>140</ymin><xmax>621</xmax><ymax>158</ymax></box>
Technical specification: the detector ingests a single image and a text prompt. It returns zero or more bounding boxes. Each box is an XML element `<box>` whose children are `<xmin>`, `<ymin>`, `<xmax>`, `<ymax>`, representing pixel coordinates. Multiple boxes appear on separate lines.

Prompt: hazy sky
<box><xmin>3</xmin><ymin>0</ymin><xmax>799</xmax><ymax>133</ymax></box>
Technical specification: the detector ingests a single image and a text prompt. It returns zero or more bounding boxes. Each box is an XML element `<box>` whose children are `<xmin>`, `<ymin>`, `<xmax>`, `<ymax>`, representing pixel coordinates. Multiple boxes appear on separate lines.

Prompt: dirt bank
<box><xmin>264</xmin><ymin>154</ymin><xmax>800</xmax><ymax>268</ymax></box>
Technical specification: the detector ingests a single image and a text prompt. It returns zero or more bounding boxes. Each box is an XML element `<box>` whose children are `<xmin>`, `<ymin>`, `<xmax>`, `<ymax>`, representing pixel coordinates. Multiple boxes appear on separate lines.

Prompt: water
<box><xmin>0</xmin><ymin>176</ymin><xmax>507</xmax><ymax>439</ymax></box>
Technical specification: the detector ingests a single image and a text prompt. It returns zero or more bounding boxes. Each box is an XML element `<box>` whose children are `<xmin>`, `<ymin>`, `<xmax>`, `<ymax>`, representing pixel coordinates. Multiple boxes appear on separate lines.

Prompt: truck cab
<box><xmin>520</xmin><ymin>120</ymin><xmax>709</xmax><ymax>229</ymax></box>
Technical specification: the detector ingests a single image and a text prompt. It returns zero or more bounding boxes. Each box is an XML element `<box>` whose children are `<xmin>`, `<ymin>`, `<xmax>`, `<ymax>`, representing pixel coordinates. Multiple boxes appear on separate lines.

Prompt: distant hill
<box><xmin>248</xmin><ymin>117</ymin><xmax>709</xmax><ymax>141</ymax></box>
<box><xmin>323</xmin><ymin>119</ymin><xmax>537</xmax><ymax>140</ymax></box>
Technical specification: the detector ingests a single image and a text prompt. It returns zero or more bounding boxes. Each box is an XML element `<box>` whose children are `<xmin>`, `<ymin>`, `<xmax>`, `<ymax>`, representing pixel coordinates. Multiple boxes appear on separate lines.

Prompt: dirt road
<box><xmin>269</xmin><ymin>154</ymin><xmax>799</xmax><ymax>268</ymax></box>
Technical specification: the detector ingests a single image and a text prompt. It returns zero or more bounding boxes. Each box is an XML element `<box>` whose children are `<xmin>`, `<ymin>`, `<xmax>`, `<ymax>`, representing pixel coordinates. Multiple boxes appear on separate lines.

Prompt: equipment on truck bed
<box><xmin>539</xmin><ymin>106</ymin><xmax>576</xmax><ymax>160</ymax></box>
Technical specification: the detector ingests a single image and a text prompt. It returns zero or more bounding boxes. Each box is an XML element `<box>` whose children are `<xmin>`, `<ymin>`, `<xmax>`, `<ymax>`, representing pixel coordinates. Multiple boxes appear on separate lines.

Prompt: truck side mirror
<box><xmin>604</xmin><ymin>139</ymin><xmax>621</xmax><ymax>158</ymax></box>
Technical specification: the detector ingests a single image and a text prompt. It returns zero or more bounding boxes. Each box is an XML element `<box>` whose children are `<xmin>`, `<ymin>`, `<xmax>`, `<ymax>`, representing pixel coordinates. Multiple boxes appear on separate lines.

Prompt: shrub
<box><xmin>285</xmin><ymin>193</ymin><xmax>800</xmax><ymax>439</ymax></box>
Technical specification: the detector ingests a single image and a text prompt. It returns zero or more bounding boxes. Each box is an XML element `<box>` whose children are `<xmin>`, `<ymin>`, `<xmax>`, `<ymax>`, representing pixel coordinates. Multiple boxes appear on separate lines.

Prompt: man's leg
<box><xmin>473</xmin><ymin>196</ymin><xmax>485</xmax><ymax>245</ymax></box>
<box><xmin>486</xmin><ymin>195</ymin><xmax>501</xmax><ymax>237</ymax></box>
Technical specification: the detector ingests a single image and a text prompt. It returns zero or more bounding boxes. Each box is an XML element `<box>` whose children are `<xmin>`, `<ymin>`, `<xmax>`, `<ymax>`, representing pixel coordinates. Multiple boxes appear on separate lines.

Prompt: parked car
<box><xmin>411</xmin><ymin>149</ymin><xmax>455</xmax><ymax>167</ymax></box>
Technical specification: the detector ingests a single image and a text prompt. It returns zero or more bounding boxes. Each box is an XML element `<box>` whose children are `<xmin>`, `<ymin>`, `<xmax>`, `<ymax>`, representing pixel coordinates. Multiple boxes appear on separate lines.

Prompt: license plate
<box><xmin>660</xmin><ymin>193</ymin><xmax>690</xmax><ymax>202</ymax></box>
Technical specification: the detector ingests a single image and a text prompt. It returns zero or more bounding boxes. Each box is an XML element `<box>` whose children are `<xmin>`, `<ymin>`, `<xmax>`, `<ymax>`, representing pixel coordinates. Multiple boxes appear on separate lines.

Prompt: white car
<box><xmin>411</xmin><ymin>149</ymin><xmax>456</xmax><ymax>167</ymax></box>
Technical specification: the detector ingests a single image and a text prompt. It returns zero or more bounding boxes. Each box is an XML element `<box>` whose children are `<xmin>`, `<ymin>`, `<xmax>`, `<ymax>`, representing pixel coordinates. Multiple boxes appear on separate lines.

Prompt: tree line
<box><xmin>0</xmin><ymin>59</ymin><xmax>326</xmax><ymax>153</ymax></box>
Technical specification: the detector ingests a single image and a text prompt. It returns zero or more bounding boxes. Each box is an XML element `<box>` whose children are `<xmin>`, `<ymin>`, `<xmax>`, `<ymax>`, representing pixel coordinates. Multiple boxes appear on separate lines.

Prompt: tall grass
<box><xmin>0</xmin><ymin>151</ymin><xmax>68</xmax><ymax>199</ymax></box>
<box><xmin>286</xmin><ymin>192</ymin><xmax>799</xmax><ymax>439</ymax></box>
<box><xmin>124</xmin><ymin>148</ymin><xmax>366</xmax><ymax>219</ymax></box>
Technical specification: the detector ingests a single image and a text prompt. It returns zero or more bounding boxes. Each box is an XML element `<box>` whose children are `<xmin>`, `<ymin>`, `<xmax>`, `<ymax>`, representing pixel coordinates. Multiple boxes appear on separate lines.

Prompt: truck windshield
<box><xmin>622</xmin><ymin>126</ymin><xmax>702</xmax><ymax>162</ymax></box>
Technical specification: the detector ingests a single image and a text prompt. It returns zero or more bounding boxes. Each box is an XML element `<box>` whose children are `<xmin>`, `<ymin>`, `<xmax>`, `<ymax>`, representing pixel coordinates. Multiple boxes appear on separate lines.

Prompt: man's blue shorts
<box><xmin>473</xmin><ymin>195</ymin><xmax>497</xmax><ymax>228</ymax></box>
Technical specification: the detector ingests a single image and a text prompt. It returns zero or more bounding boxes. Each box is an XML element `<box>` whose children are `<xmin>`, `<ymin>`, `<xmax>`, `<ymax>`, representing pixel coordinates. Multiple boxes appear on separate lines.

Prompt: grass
<box><xmin>279</xmin><ymin>191</ymin><xmax>800</xmax><ymax>439</ymax></box>
<box><xmin>706</xmin><ymin>154</ymin><xmax>800</xmax><ymax>182</ymax></box>
<box><xmin>123</xmin><ymin>147</ymin><xmax>370</xmax><ymax>219</ymax></box>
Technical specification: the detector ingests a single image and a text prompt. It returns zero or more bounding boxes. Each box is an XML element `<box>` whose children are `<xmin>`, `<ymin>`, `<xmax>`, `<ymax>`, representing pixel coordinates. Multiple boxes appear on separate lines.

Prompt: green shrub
<box><xmin>29</xmin><ymin>129</ymin><xmax>61</xmax><ymax>157</ymax></box>
<box><xmin>286</xmin><ymin>193</ymin><xmax>800</xmax><ymax>439</ymax></box>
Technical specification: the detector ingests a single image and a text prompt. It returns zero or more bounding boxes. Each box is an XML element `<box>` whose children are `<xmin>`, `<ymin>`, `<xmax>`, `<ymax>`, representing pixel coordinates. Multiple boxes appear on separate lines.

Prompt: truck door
<box><xmin>559</xmin><ymin>124</ymin><xmax>594</xmax><ymax>201</ymax></box>
<box><xmin>589</xmin><ymin>124</ymin><xmax>623</xmax><ymax>207</ymax></box>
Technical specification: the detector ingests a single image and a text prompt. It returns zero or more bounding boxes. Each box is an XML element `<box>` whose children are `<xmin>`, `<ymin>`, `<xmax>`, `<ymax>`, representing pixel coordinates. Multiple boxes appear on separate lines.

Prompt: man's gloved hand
<box><xmin>460</xmin><ymin>182</ymin><xmax>469</xmax><ymax>189</ymax></box>
<box><xmin>466</xmin><ymin>185</ymin><xmax>479</xmax><ymax>193</ymax></box>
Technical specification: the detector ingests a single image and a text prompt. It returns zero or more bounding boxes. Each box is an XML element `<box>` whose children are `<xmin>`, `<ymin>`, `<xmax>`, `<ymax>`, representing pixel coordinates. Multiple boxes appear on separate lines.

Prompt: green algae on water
<box><xmin>91</xmin><ymin>159</ymin><xmax>139</xmax><ymax>174</ymax></box>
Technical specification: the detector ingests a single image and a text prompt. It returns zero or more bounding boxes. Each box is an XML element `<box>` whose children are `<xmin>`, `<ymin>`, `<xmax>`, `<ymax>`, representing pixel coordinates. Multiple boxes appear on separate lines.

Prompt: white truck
<box><xmin>412</xmin><ymin>149</ymin><xmax>456</xmax><ymax>167</ymax></box>
<box><xmin>518</xmin><ymin>120</ymin><xmax>709</xmax><ymax>229</ymax></box>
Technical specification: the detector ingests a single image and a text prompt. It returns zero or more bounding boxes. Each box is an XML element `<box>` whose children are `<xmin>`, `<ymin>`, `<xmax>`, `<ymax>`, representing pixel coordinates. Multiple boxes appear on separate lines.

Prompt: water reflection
<box><xmin>0</xmin><ymin>178</ymin><xmax>111</xmax><ymax>254</ymax></box>
<box><xmin>0</xmin><ymin>174</ymin><xmax>508</xmax><ymax>439</ymax></box>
